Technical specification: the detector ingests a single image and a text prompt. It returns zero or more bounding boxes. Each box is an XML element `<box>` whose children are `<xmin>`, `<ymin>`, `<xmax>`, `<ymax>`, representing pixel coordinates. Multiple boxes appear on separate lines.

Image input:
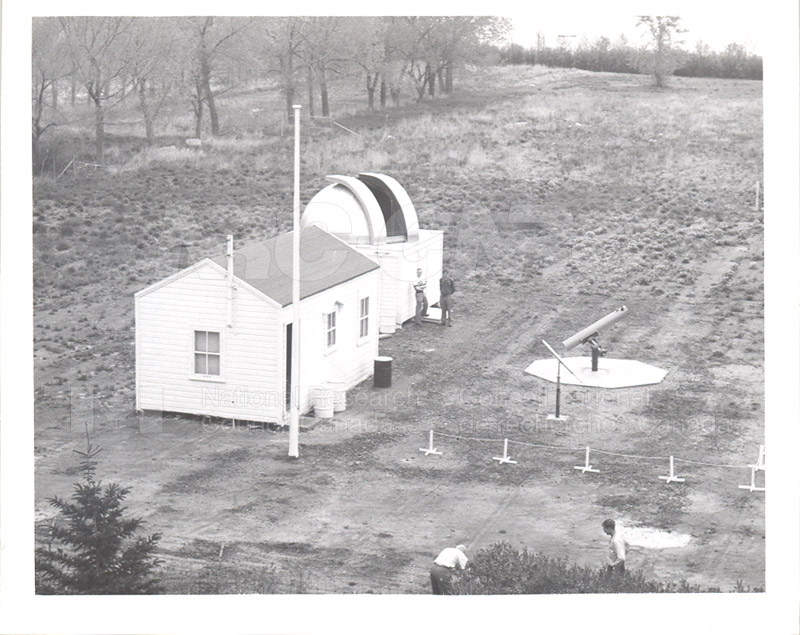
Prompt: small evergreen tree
<box><xmin>35</xmin><ymin>444</ymin><xmax>163</xmax><ymax>594</ymax></box>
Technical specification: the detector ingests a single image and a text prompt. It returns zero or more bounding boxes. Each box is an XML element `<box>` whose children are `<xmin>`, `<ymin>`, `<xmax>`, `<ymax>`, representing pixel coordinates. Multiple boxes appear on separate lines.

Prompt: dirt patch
<box><xmin>624</xmin><ymin>526</ymin><xmax>692</xmax><ymax>549</ymax></box>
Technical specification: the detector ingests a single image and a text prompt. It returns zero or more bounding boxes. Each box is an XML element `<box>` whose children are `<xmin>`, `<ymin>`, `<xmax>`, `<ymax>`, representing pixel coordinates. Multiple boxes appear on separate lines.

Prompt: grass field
<box><xmin>33</xmin><ymin>65</ymin><xmax>764</xmax><ymax>593</ymax></box>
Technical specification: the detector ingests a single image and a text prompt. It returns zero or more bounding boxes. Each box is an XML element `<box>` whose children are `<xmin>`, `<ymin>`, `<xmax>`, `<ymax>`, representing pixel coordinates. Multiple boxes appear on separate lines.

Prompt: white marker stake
<box><xmin>752</xmin><ymin>444</ymin><xmax>765</xmax><ymax>471</ymax></box>
<box><xmin>573</xmin><ymin>446</ymin><xmax>599</xmax><ymax>473</ymax></box>
<box><xmin>419</xmin><ymin>430</ymin><xmax>442</xmax><ymax>456</ymax></box>
<box><xmin>738</xmin><ymin>466</ymin><xmax>765</xmax><ymax>493</ymax></box>
<box><xmin>492</xmin><ymin>439</ymin><xmax>517</xmax><ymax>465</ymax></box>
<box><xmin>739</xmin><ymin>445</ymin><xmax>766</xmax><ymax>492</ymax></box>
<box><xmin>658</xmin><ymin>456</ymin><xmax>685</xmax><ymax>483</ymax></box>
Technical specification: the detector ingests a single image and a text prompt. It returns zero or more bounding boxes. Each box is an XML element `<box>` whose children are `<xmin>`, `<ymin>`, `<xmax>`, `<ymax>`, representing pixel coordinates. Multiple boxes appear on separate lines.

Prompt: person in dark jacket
<box><xmin>439</xmin><ymin>269</ymin><xmax>455</xmax><ymax>326</ymax></box>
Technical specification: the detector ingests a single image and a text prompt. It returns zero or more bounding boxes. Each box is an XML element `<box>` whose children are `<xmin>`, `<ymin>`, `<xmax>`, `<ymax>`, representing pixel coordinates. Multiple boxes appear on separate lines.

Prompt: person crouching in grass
<box><xmin>602</xmin><ymin>519</ymin><xmax>626</xmax><ymax>576</ymax></box>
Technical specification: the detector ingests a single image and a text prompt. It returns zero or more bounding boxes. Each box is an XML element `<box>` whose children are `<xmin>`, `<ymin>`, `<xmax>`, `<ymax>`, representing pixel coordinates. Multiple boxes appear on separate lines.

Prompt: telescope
<box><xmin>562</xmin><ymin>305</ymin><xmax>628</xmax><ymax>371</ymax></box>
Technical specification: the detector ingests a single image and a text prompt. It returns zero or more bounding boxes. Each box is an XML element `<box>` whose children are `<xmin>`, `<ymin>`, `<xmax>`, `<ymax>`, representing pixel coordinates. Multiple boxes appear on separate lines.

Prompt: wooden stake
<box><xmin>492</xmin><ymin>438</ymin><xmax>517</xmax><ymax>465</ymax></box>
<box><xmin>739</xmin><ymin>445</ymin><xmax>765</xmax><ymax>492</ymax></box>
<box><xmin>573</xmin><ymin>446</ymin><xmax>599</xmax><ymax>473</ymax></box>
<box><xmin>658</xmin><ymin>456</ymin><xmax>685</xmax><ymax>483</ymax></box>
<box><xmin>419</xmin><ymin>430</ymin><xmax>442</xmax><ymax>456</ymax></box>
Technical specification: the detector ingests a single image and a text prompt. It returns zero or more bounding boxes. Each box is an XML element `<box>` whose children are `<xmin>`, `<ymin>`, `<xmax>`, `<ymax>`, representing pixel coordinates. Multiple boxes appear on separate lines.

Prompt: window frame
<box><xmin>190</xmin><ymin>327</ymin><xmax>225</xmax><ymax>382</ymax></box>
<box><xmin>325</xmin><ymin>309</ymin><xmax>337</xmax><ymax>350</ymax></box>
<box><xmin>358</xmin><ymin>295</ymin><xmax>370</xmax><ymax>341</ymax></box>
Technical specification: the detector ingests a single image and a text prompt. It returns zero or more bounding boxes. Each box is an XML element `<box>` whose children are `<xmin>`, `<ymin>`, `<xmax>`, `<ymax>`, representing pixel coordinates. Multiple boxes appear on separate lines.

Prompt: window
<box><xmin>359</xmin><ymin>296</ymin><xmax>370</xmax><ymax>338</ymax></box>
<box><xmin>326</xmin><ymin>311</ymin><xmax>337</xmax><ymax>348</ymax></box>
<box><xmin>194</xmin><ymin>330</ymin><xmax>221</xmax><ymax>376</ymax></box>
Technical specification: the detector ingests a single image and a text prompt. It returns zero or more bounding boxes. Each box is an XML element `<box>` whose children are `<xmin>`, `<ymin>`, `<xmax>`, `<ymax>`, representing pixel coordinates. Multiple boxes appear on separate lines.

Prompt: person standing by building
<box><xmin>602</xmin><ymin>519</ymin><xmax>626</xmax><ymax>575</ymax></box>
<box><xmin>430</xmin><ymin>544</ymin><xmax>468</xmax><ymax>594</ymax></box>
<box><xmin>413</xmin><ymin>267</ymin><xmax>428</xmax><ymax>325</ymax></box>
<box><xmin>439</xmin><ymin>268</ymin><xmax>455</xmax><ymax>326</ymax></box>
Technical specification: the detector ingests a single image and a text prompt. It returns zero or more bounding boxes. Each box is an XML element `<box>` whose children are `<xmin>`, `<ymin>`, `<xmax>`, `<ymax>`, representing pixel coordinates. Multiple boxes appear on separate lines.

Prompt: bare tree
<box><xmin>348</xmin><ymin>17</ymin><xmax>388</xmax><ymax>111</ymax></box>
<box><xmin>432</xmin><ymin>17</ymin><xmax>510</xmax><ymax>95</ymax></box>
<box><xmin>182</xmin><ymin>17</ymin><xmax>252</xmax><ymax>137</ymax></box>
<box><xmin>59</xmin><ymin>17</ymin><xmax>138</xmax><ymax>162</ymax></box>
<box><xmin>391</xmin><ymin>16</ymin><xmax>510</xmax><ymax>103</ymax></box>
<box><xmin>390</xmin><ymin>17</ymin><xmax>436</xmax><ymax>102</ymax></box>
<box><xmin>32</xmin><ymin>18</ymin><xmax>74</xmax><ymax>171</ymax></box>
<box><xmin>381</xmin><ymin>17</ymin><xmax>409</xmax><ymax>108</ymax></box>
<box><xmin>535</xmin><ymin>31</ymin><xmax>546</xmax><ymax>65</ymax></box>
<box><xmin>591</xmin><ymin>36</ymin><xmax>610</xmax><ymax>72</ymax></box>
<box><xmin>255</xmin><ymin>17</ymin><xmax>310</xmax><ymax>122</ymax></box>
<box><xmin>300</xmin><ymin>17</ymin><xmax>355</xmax><ymax>118</ymax></box>
<box><xmin>636</xmin><ymin>16</ymin><xmax>686</xmax><ymax>88</ymax></box>
<box><xmin>128</xmin><ymin>18</ymin><xmax>180</xmax><ymax>146</ymax></box>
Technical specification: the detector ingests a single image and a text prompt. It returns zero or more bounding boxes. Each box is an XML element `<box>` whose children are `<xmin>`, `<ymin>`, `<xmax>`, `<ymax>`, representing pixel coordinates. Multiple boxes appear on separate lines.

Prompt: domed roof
<box><xmin>301</xmin><ymin>173</ymin><xmax>420</xmax><ymax>245</ymax></box>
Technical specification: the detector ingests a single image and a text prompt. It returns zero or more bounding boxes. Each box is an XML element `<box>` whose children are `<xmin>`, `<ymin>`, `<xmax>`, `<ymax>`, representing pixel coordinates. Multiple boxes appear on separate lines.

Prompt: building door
<box><xmin>285</xmin><ymin>323</ymin><xmax>292</xmax><ymax>409</ymax></box>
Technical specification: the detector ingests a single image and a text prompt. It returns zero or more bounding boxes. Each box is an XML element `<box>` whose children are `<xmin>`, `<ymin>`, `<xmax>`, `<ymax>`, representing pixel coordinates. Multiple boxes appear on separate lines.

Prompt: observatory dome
<box><xmin>301</xmin><ymin>173</ymin><xmax>420</xmax><ymax>245</ymax></box>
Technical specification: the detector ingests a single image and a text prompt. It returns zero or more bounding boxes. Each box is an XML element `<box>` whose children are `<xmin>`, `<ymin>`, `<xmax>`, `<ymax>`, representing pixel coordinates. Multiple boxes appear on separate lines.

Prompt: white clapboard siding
<box><xmin>282</xmin><ymin>268</ymin><xmax>381</xmax><ymax>417</ymax></box>
<box><xmin>354</xmin><ymin>229</ymin><xmax>444</xmax><ymax>328</ymax></box>
<box><xmin>423</xmin><ymin>230</ymin><xmax>446</xmax><ymax>306</ymax></box>
<box><xmin>376</xmin><ymin>253</ymin><xmax>400</xmax><ymax>333</ymax></box>
<box><xmin>396</xmin><ymin>230</ymin><xmax>445</xmax><ymax>324</ymax></box>
<box><xmin>378</xmin><ymin>258</ymin><xmax>400</xmax><ymax>333</ymax></box>
<box><xmin>135</xmin><ymin>261</ymin><xmax>283</xmax><ymax>423</ymax></box>
<box><xmin>352</xmin><ymin>247</ymin><xmax>398</xmax><ymax>333</ymax></box>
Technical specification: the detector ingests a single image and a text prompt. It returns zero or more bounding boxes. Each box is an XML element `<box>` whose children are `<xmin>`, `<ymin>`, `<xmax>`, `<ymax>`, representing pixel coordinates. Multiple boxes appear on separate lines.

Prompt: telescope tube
<box><xmin>562</xmin><ymin>305</ymin><xmax>628</xmax><ymax>351</ymax></box>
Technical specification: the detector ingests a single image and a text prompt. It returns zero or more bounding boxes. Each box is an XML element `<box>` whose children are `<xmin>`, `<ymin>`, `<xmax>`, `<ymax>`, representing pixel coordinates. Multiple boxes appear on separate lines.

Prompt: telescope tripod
<box><xmin>541</xmin><ymin>339</ymin><xmax>583</xmax><ymax>421</ymax></box>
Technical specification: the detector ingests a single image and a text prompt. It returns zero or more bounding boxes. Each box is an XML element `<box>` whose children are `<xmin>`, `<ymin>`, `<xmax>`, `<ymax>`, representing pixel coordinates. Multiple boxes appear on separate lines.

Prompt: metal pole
<box><xmin>555</xmin><ymin>362</ymin><xmax>562</xmax><ymax>419</ymax></box>
<box><xmin>289</xmin><ymin>105</ymin><xmax>302</xmax><ymax>458</ymax></box>
<box><xmin>226</xmin><ymin>235</ymin><xmax>233</xmax><ymax>327</ymax></box>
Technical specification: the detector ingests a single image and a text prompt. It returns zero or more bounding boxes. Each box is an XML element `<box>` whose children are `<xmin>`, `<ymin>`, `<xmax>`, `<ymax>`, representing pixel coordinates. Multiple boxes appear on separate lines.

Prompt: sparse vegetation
<box><xmin>454</xmin><ymin>542</ymin><xmax>764</xmax><ymax>594</ymax></box>
<box><xmin>34</xmin><ymin>64</ymin><xmax>763</xmax><ymax>595</ymax></box>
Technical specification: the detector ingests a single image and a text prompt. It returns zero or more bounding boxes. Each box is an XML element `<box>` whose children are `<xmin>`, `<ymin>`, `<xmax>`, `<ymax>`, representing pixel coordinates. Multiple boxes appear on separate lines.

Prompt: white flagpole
<box><xmin>289</xmin><ymin>105</ymin><xmax>301</xmax><ymax>458</ymax></box>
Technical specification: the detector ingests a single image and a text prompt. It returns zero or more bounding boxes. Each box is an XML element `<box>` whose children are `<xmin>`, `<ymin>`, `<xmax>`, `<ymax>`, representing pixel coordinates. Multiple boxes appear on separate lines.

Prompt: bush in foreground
<box><xmin>453</xmin><ymin>542</ymin><xmax>762</xmax><ymax>594</ymax></box>
<box><xmin>35</xmin><ymin>445</ymin><xmax>163</xmax><ymax>594</ymax></box>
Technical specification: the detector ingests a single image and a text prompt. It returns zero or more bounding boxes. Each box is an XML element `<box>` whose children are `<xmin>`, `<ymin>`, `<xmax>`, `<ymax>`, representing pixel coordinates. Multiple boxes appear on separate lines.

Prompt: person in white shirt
<box><xmin>413</xmin><ymin>268</ymin><xmax>428</xmax><ymax>325</ymax></box>
<box><xmin>602</xmin><ymin>519</ymin><xmax>626</xmax><ymax>575</ymax></box>
<box><xmin>430</xmin><ymin>544</ymin><xmax>468</xmax><ymax>594</ymax></box>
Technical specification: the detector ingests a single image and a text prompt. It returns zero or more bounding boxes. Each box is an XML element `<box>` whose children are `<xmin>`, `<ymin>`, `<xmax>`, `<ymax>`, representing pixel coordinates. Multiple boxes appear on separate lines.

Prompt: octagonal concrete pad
<box><xmin>524</xmin><ymin>357</ymin><xmax>668</xmax><ymax>388</ymax></box>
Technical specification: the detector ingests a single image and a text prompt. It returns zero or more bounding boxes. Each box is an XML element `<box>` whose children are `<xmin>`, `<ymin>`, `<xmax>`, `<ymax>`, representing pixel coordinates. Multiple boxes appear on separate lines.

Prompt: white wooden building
<box><xmin>135</xmin><ymin>225</ymin><xmax>380</xmax><ymax>424</ymax></box>
<box><xmin>301</xmin><ymin>173</ymin><xmax>444</xmax><ymax>334</ymax></box>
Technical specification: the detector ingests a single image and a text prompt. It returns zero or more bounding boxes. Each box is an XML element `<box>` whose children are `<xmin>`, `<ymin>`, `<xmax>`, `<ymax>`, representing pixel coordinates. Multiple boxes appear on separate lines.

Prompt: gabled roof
<box><xmin>211</xmin><ymin>225</ymin><xmax>379</xmax><ymax>307</ymax></box>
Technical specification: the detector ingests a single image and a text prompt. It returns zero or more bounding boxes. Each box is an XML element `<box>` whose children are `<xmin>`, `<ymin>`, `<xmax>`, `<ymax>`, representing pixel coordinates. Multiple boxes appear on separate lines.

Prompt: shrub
<box><xmin>452</xmin><ymin>541</ymin><xmax>761</xmax><ymax>594</ymax></box>
<box><xmin>35</xmin><ymin>444</ymin><xmax>163</xmax><ymax>594</ymax></box>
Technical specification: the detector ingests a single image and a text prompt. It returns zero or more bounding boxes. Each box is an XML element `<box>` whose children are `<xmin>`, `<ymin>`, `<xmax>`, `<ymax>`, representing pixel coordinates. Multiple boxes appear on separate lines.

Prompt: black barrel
<box><xmin>373</xmin><ymin>356</ymin><xmax>393</xmax><ymax>388</ymax></box>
